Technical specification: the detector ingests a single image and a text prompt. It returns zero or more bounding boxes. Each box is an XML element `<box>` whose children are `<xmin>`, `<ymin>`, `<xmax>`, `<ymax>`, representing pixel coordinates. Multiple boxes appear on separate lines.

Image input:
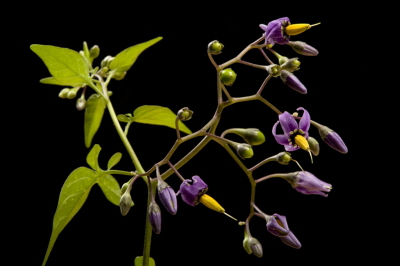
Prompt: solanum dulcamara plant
<box><xmin>32</xmin><ymin>17</ymin><xmax>348</xmax><ymax>266</ymax></box>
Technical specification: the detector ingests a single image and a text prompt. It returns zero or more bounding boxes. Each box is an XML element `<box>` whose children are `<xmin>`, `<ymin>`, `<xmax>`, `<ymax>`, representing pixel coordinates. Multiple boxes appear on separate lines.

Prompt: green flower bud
<box><xmin>280</xmin><ymin>58</ymin><xmax>301</xmax><ymax>72</ymax></box>
<box><xmin>265</xmin><ymin>64</ymin><xmax>281</xmax><ymax>77</ymax></box>
<box><xmin>307</xmin><ymin>136</ymin><xmax>320</xmax><ymax>156</ymax></box>
<box><xmin>121</xmin><ymin>182</ymin><xmax>129</xmax><ymax>195</ymax></box>
<box><xmin>227</xmin><ymin>128</ymin><xmax>265</xmax><ymax>146</ymax></box>
<box><xmin>219</xmin><ymin>68</ymin><xmax>237</xmax><ymax>86</ymax></box>
<box><xmin>67</xmin><ymin>90</ymin><xmax>77</xmax><ymax>99</ymax></box>
<box><xmin>89</xmin><ymin>45</ymin><xmax>100</xmax><ymax>60</ymax></box>
<box><xmin>59</xmin><ymin>88</ymin><xmax>70</xmax><ymax>99</ymax></box>
<box><xmin>108</xmin><ymin>91</ymin><xmax>113</xmax><ymax>97</ymax></box>
<box><xmin>177</xmin><ymin>107</ymin><xmax>193</xmax><ymax>121</ymax></box>
<box><xmin>208</xmin><ymin>40</ymin><xmax>224</xmax><ymax>55</ymax></box>
<box><xmin>76</xmin><ymin>98</ymin><xmax>86</xmax><ymax>111</ymax></box>
<box><xmin>270</xmin><ymin>50</ymin><xmax>289</xmax><ymax>65</ymax></box>
<box><xmin>236</xmin><ymin>143</ymin><xmax>254</xmax><ymax>159</ymax></box>
<box><xmin>276</xmin><ymin>152</ymin><xmax>292</xmax><ymax>165</ymax></box>
<box><xmin>120</xmin><ymin>191</ymin><xmax>134</xmax><ymax>216</ymax></box>
<box><xmin>101</xmin><ymin>55</ymin><xmax>114</xmax><ymax>68</ymax></box>
<box><xmin>112</xmin><ymin>71</ymin><xmax>127</xmax><ymax>80</ymax></box>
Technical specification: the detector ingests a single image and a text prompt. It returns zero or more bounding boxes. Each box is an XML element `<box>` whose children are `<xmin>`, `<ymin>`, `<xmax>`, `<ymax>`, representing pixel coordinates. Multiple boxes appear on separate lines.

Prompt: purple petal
<box><xmin>285</xmin><ymin>145</ymin><xmax>299</xmax><ymax>151</ymax></box>
<box><xmin>285</xmin><ymin>74</ymin><xmax>307</xmax><ymax>94</ymax></box>
<box><xmin>267</xmin><ymin>214</ymin><xmax>289</xmax><ymax>236</ymax></box>
<box><xmin>278</xmin><ymin>111</ymin><xmax>298</xmax><ymax>136</ymax></box>
<box><xmin>297</xmin><ymin>107</ymin><xmax>310</xmax><ymax>133</ymax></box>
<box><xmin>281</xmin><ymin>231</ymin><xmax>301</xmax><ymax>249</ymax></box>
<box><xmin>179</xmin><ymin>176</ymin><xmax>208</xmax><ymax>206</ymax></box>
<box><xmin>272</xmin><ymin>121</ymin><xmax>290</xmax><ymax>145</ymax></box>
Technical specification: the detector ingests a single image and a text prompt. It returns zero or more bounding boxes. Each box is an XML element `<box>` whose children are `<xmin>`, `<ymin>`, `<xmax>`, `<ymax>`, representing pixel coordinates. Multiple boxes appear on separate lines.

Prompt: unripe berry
<box><xmin>220</xmin><ymin>68</ymin><xmax>237</xmax><ymax>86</ymax></box>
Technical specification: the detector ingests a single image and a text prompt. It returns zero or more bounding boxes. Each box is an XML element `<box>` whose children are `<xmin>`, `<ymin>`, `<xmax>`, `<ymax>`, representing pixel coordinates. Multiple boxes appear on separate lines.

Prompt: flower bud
<box><xmin>266</xmin><ymin>214</ymin><xmax>290</xmax><ymax>237</ymax></box>
<box><xmin>108</xmin><ymin>91</ymin><xmax>113</xmax><ymax>97</ymax></box>
<box><xmin>271</xmin><ymin>50</ymin><xmax>289</xmax><ymax>65</ymax></box>
<box><xmin>112</xmin><ymin>71</ymin><xmax>127</xmax><ymax>80</ymax></box>
<box><xmin>243</xmin><ymin>236</ymin><xmax>263</xmax><ymax>258</ymax></box>
<box><xmin>89</xmin><ymin>45</ymin><xmax>100</xmax><ymax>60</ymax></box>
<box><xmin>101</xmin><ymin>55</ymin><xmax>114</xmax><ymax>68</ymax></box>
<box><xmin>208</xmin><ymin>40</ymin><xmax>224</xmax><ymax>55</ymax></box>
<box><xmin>76</xmin><ymin>97</ymin><xmax>86</xmax><ymax>111</ymax></box>
<box><xmin>177</xmin><ymin>107</ymin><xmax>193</xmax><ymax>121</ymax></box>
<box><xmin>179</xmin><ymin>176</ymin><xmax>208</xmax><ymax>206</ymax></box>
<box><xmin>287</xmin><ymin>41</ymin><xmax>319</xmax><ymax>56</ymax></box>
<box><xmin>67</xmin><ymin>90</ymin><xmax>77</xmax><ymax>99</ymax></box>
<box><xmin>59</xmin><ymin>88</ymin><xmax>70</xmax><ymax>99</ymax></box>
<box><xmin>280</xmin><ymin>58</ymin><xmax>301</xmax><ymax>72</ymax></box>
<box><xmin>307</xmin><ymin>136</ymin><xmax>320</xmax><ymax>156</ymax></box>
<box><xmin>265</xmin><ymin>64</ymin><xmax>281</xmax><ymax>77</ymax></box>
<box><xmin>219</xmin><ymin>68</ymin><xmax>237</xmax><ymax>86</ymax></box>
<box><xmin>121</xmin><ymin>182</ymin><xmax>129</xmax><ymax>195</ymax></box>
<box><xmin>276</xmin><ymin>152</ymin><xmax>291</xmax><ymax>165</ymax></box>
<box><xmin>317</xmin><ymin>125</ymin><xmax>348</xmax><ymax>154</ymax></box>
<box><xmin>120</xmin><ymin>191</ymin><xmax>134</xmax><ymax>216</ymax></box>
<box><xmin>157</xmin><ymin>179</ymin><xmax>178</xmax><ymax>215</ymax></box>
<box><xmin>232</xmin><ymin>128</ymin><xmax>265</xmax><ymax>146</ymax></box>
<box><xmin>286</xmin><ymin>171</ymin><xmax>332</xmax><ymax>197</ymax></box>
<box><xmin>236</xmin><ymin>143</ymin><xmax>254</xmax><ymax>159</ymax></box>
<box><xmin>149</xmin><ymin>202</ymin><xmax>162</xmax><ymax>234</ymax></box>
<box><xmin>280</xmin><ymin>70</ymin><xmax>307</xmax><ymax>94</ymax></box>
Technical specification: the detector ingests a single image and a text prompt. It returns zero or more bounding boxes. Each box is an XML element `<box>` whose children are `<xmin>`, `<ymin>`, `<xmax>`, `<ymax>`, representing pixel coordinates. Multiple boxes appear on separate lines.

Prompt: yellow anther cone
<box><xmin>294</xmin><ymin>135</ymin><xmax>309</xmax><ymax>151</ymax></box>
<box><xmin>199</xmin><ymin>194</ymin><xmax>237</xmax><ymax>221</ymax></box>
<box><xmin>285</xmin><ymin>23</ymin><xmax>321</xmax><ymax>36</ymax></box>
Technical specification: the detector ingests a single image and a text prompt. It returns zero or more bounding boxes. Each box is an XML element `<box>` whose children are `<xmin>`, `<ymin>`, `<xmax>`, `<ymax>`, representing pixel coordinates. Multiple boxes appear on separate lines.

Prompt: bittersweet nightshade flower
<box><xmin>157</xmin><ymin>178</ymin><xmax>178</xmax><ymax>215</ymax></box>
<box><xmin>280</xmin><ymin>70</ymin><xmax>307</xmax><ymax>94</ymax></box>
<box><xmin>281</xmin><ymin>231</ymin><xmax>302</xmax><ymax>249</ymax></box>
<box><xmin>266</xmin><ymin>214</ymin><xmax>290</xmax><ymax>237</ymax></box>
<box><xmin>272</xmin><ymin>107</ymin><xmax>310</xmax><ymax>151</ymax></box>
<box><xmin>149</xmin><ymin>201</ymin><xmax>162</xmax><ymax>234</ymax></box>
<box><xmin>317</xmin><ymin>125</ymin><xmax>348</xmax><ymax>154</ymax></box>
<box><xmin>286</xmin><ymin>171</ymin><xmax>332</xmax><ymax>197</ymax></box>
<box><xmin>260</xmin><ymin>17</ymin><xmax>291</xmax><ymax>45</ymax></box>
<box><xmin>179</xmin><ymin>175</ymin><xmax>208</xmax><ymax>206</ymax></box>
<box><xmin>287</xmin><ymin>41</ymin><xmax>319</xmax><ymax>56</ymax></box>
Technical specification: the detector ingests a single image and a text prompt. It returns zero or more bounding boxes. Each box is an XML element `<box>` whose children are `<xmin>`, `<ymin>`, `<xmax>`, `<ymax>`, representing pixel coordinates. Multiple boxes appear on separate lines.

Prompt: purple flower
<box><xmin>267</xmin><ymin>214</ymin><xmax>301</xmax><ymax>249</ymax></box>
<box><xmin>157</xmin><ymin>179</ymin><xmax>178</xmax><ymax>215</ymax></box>
<box><xmin>280</xmin><ymin>70</ymin><xmax>307</xmax><ymax>94</ymax></box>
<box><xmin>179</xmin><ymin>175</ymin><xmax>208</xmax><ymax>206</ymax></box>
<box><xmin>259</xmin><ymin>17</ymin><xmax>291</xmax><ymax>45</ymax></box>
<box><xmin>272</xmin><ymin>107</ymin><xmax>310</xmax><ymax>151</ymax></box>
<box><xmin>287</xmin><ymin>171</ymin><xmax>332</xmax><ymax>197</ymax></box>
<box><xmin>148</xmin><ymin>202</ymin><xmax>162</xmax><ymax>234</ymax></box>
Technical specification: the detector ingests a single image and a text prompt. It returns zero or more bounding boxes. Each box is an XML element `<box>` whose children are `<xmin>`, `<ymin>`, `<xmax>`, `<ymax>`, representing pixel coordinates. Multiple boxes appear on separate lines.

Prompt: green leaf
<box><xmin>134</xmin><ymin>256</ymin><xmax>156</xmax><ymax>266</ymax></box>
<box><xmin>132</xmin><ymin>105</ymin><xmax>192</xmax><ymax>134</ymax></box>
<box><xmin>30</xmin><ymin>44</ymin><xmax>92</xmax><ymax>87</ymax></box>
<box><xmin>98</xmin><ymin>174</ymin><xmax>120</xmax><ymax>206</ymax></box>
<box><xmin>42</xmin><ymin>167</ymin><xmax>97</xmax><ymax>266</ymax></box>
<box><xmin>86</xmin><ymin>144</ymin><xmax>101</xmax><ymax>171</ymax></box>
<box><xmin>107</xmin><ymin>152</ymin><xmax>122</xmax><ymax>170</ymax></box>
<box><xmin>84</xmin><ymin>94</ymin><xmax>106</xmax><ymax>148</ymax></box>
<box><xmin>40</xmin><ymin>77</ymin><xmax>85</xmax><ymax>87</ymax></box>
<box><xmin>109</xmin><ymin>37</ymin><xmax>162</xmax><ymax>73</ymax></box>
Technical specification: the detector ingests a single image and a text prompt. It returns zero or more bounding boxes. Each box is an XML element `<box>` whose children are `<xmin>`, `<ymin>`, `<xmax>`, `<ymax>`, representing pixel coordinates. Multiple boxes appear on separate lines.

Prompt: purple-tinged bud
<box><xmin>157</xmin><ymin>179</ymin><xmax>178</xmax><ymax>215</ymax></box>
<box><xmin>179</xmin><ymin>176</ymin><xmax>208</xmax><ymax>206</ymax></box>
<box><xmin>317</xmin><ymin>125</ymin><xmax>348</xmax><ymax>154</ymax></box>
<box><xmin>286</xmin><ymin>171</ymin><xmax>332</xmax><ymax>197</ymax></box>
<box><xmin>266</xmin><ymin>214</ymin><xmax>290</xmax><ymax>237</ymax></box>
<box><xmin>307</xmin><ymin>136</ymin><xmax>320</xmax><ymax>156</ymax></box>
<box><xmin>287</xmin><ymin>41</ymin><xmax>319</xmax><ymax>56</ymax></box>
<box><xmin>281</xmin><ymin>231</ymin><xmax>302</xmax><ymax>249</ymax></box>
<box><xmin>149</xmin><ymin>202</ymin><xmax>162</xmax><ymax>234</ymax></box>
<box><xmin>280</xmin><ymin>70</ymin><xmax>307</xmax><ymax>94</ymax></box>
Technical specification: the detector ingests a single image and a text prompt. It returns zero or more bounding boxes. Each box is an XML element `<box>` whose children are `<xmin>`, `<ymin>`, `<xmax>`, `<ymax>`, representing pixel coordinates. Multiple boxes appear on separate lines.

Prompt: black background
<box><xmin>15</xmin><ymin>4</ymin><xmax>373</xmax><ymax>266</ymax></box>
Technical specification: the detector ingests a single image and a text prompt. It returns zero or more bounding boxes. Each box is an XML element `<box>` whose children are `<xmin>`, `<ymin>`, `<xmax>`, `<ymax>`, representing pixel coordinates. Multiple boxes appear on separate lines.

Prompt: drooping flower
<box><xmin>148</xmin><ymin>201</ymin><xmax>162</xmax><ymax>234</ymax></box>
<box><xmin>266</xmin><ymin>214</ymin><xmax>301</xmax><ymax>249</ymax></box>
<box><xmin>157</xmin><ymin>178</ymin><xmax>178</xmax><ymax>215</ymax></box>
<box><xmin>259</xmin><ymin>17</ymin><xmax>291</xmax><ymax>46</ymax></box>
<box><xmin>178</xmin><ymin>175</ymin><xmax>208</xmax><ymax>206</ymax></box>
<box><xmin>286</xmin><ymin>171</ymin><xmax>332</xmax><ymax>197</ymax></box>
<box><xmin>272</xmin><ymin>107</ymin><xmax>310</xmax><ymax>151</ymax></box>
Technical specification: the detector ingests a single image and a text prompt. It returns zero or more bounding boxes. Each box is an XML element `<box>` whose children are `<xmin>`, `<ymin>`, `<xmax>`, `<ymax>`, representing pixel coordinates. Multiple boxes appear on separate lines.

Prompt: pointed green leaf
<box><xmin>42</xmin><ymin>167</ymin><xmax>97</xmax><ymax>266</ymax></box>
<box><xmin>109</xmin><ymin>37</ymin><xmax>162</xmax><ymax>73</ymax></box>
<box><xmin>107</xmin><ymin>152</ymin><xmax>122</xmax><ymax>170</ymax></box>
<box><xmin>132</xmin><ymin>105</ymin><xmax>192</xmax><ymax>134</ymax></box>
<box><xmin>84</xmin><ymin>94</ymin><xmax>106</xmax><ymax>148</ymax></box>
<box><xmin>134</xmin><ymin>256</ymin><xmax>156</xmax><ymax>266</ymax></box>
<box><xmin>86</xmin><ymin>144</ymin><xmax>102</xmax><ymax>171</ymax></box>
<box><xmin>40</xmin><ymin>77</ymin><xmax>85</xmax><ymax>87</ymax></box>
<box><xmin>30</xmin><ymin>44</ymin><xmax>92</xmax><ymax>87</ymax></box>
<box><xmin>98</xmin><ymin>174</ymin><xmax>120</xmax><ymax>206</ymax></box>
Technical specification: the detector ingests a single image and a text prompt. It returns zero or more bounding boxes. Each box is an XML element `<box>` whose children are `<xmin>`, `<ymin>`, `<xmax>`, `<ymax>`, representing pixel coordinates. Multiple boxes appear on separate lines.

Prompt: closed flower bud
<box><xmin>89</xmin><ymin>45</ymin><xmax>100</xmax><ymax>60</ymax></box>
<box><xmin>276</xmin><ymin>152</ymin><xmax>291</xmax><ymax>165</ymax></box>
<box><xmin>108</xmin><ymin>91</ymin><xmax>113</xmax><ymax>97</ymax></box>
<box><xmin>177</xmin><ymin>107</ymin><xmax>193</xmax><ymax>121</ymax></box>
<box><xmin>244</xmin><ymin>237</ymin><xmax>263</xmax><ymax>258</ymax></box>
<box><xmin>287</xmin><ymin>41</ymin><xmax>319</xmax><ymax>56</ymax></box>
<box><xmin>67</xmin><ymin>90</ymin><xmax>77</xmax><ymax>99</ymax></box>
<box><xmin>121</xmin><ymin>182</ymin><xmax>129</xmax><ymax>195</ymax></box>
<box><xmin>101</xmin><ymin>55</ymin><xmax>114</xmax><ymax>68</ymax></box>
<box><xmin>120</xmin><ymin>191</ymin><xmax>134</xmax><ymax>216</ymax></box>
<box><xmin>280</xmin><ymin>70</ymin><xmax>307</xmax><ymax>94</ymax></box>
<box><xmin>208</xmin><ymin>40</ymin><xmax>224</xmax><ymax>55</ymax></box>
<box><xmin>266</xmin><ymin>214</ymin><xmax>290</xmax><ymax>237</ymax></box>
<box><xmin>285</xmin><ymin>171</ymin><xmax>332</xmax><ymax>197</ymax></box>
<box><xmin>236</xmin><ymin>143</ymin><xmax>254</xmax><ymax>159</ymax></box>
<box><xmin>226</xmin><ymin>128</ymin><xmax>265</xmax><ymax>146</ymax></box>
<box><xmin>112</xmin><ymin>71</ymin><xmax>127</xmax><ymax>80</ymax></box>
<box><xmin>220</xmin><ymin>68</ymin><xmax>237</xmax><ymax>86</ymax></box>
<box><xmin>149</xmin><ymin>202</ymin><xmax>162</xmax><ymax>234</ymax></box>
<box><xmin>157</xmin><ymin>179</ymin><xmax>178</xmax><ymax>215</ymax></box>
<box><xmin>265</xmin><ymin>65</ymin><xmax>281</xmax><ymax>77</ymax></box>
<box><xmin>280</xmin><ymin>58</ymin><xmax>301</xmax><ymax>72</ymax></box>
<box><xmin>59</xmin><ymin>88</ymin><xmax>70</xmax><ymax>99</ymax></box>
<box><xmin>76</xmin><ymin>98</ymin><xmax>86</xmax><ymax>111</ymax></box>
<box><xmin>307</xmin><ymin>136</ymin><xmax>320</xmax><ymax>156</ymax></box>
<box><xmin>317</xmin><ymin>124</ymin><xmax>348</xmax><ymax>154</ymax></box>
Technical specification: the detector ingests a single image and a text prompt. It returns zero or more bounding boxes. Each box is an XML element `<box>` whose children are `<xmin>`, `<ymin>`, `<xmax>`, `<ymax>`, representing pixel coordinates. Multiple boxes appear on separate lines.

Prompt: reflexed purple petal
<box><xmin>281</xmin><ymin>231</ymin><xmax>301</xmax><ymax>249</ymax></box>
<box><xmin>284</xmin><ymin>145</ymin><xmax>299</xmax><ymax>151</ymax></box>
<box><xmin>272</xmin><ymin>121</ymin><xmax>290</xmax><ymax>145</ymax></box>
<box><xmin>179</xmin><ymin>176</ymin><xmax>208</xmax><ymax>206</ymax></box>
<box><xmin>285</xmin><ymin>74</ymin><xmax>307</xmax><ymax>94</ymax></box>
<box><xmin>279</xmin><ymin>112</ymin><xmax>298</xmax><ymax>136</ymax></box>
<box><xmin>261</xmin><ymin>17</ymin><xmax>290</xmax><ymax>45</ymax></box>
<box><xmin>297</xmin><ymin>107</ymin><xmax>310</xmax><ymax>133</ymax></box>
<box><xmin>324</xmin><ymin>131</ymin><xmax>348</xmax><ymax>154</ymax></box>
<box><xmin>267</xmin><ymin>214</ymin><xmax>289</xmax><ymax>237</ymax></box>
